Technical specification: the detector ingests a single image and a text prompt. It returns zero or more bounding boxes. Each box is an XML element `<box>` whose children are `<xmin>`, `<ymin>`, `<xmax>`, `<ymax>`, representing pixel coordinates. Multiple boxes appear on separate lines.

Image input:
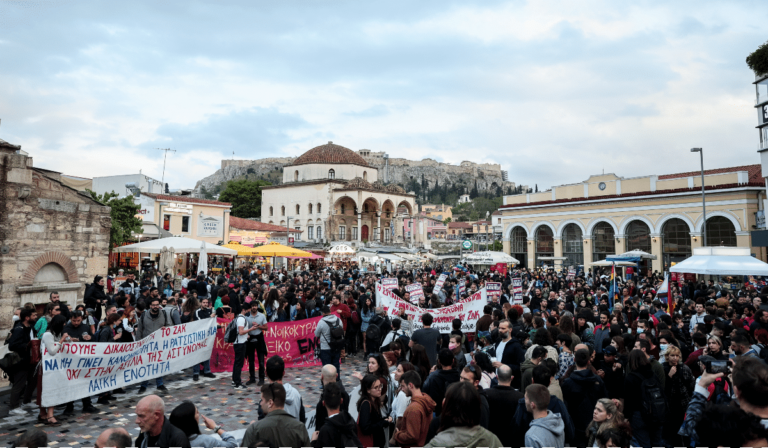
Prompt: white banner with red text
<box><xmin>40</xmin><ymin>318</ymin><xmax>217</xmax><ymax>407</ymax></box>
<box><xmin>376</xmin><ymin>282</ymin><xmax>486</xmax><ymax>333</ymax></box>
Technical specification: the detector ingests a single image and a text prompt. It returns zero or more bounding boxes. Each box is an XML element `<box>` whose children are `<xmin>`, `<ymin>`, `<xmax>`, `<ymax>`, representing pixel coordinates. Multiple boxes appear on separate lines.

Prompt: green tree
<box><xmin>218</xmin><ymin>179</ymin><xmax>271</xmax><ymax>218</ymax></box>
<box><xmin>443</xmin><ymin>217</ymin><xmax>452</xmax><ymax>225</ymax></box>
<box><xmin>87</xmin><ymin>190</ymin><xmax>143</xmax><ymax>251</ymax></box>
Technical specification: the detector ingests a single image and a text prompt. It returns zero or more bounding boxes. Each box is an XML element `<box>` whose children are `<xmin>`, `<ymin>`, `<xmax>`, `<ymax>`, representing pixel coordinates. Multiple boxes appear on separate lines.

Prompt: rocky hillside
<box><xmin>194</xmin><ymin>153</ymin><xmax>516</xmax><ymax>201</ymax></box>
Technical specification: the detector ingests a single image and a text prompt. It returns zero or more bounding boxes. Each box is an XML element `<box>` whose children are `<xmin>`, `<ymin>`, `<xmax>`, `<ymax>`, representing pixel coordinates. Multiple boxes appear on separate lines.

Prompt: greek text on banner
<box><xmin>41</xmin><ymin>318</ymin><xmax>217</xmax><ymax>407</ymax></box>
<box><xmin>376</xmin><ymin>282</ymin><xmax>486</xmax><ymax>333</ymax></box>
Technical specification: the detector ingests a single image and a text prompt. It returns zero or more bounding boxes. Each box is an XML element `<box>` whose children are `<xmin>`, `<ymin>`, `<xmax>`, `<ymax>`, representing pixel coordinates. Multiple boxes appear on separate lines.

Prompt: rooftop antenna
<box><xmin>157</xmin><ymin>148</ymin><xmax>176</xmax><ymax>188</ymax></box>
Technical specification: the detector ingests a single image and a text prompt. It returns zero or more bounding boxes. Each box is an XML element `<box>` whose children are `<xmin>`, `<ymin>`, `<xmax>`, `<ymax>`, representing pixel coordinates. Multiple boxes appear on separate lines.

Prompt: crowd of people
<box><xmin>5</xmin><ymin>262</ymin><xmax>768</xmax><ymax>448</ymax></box>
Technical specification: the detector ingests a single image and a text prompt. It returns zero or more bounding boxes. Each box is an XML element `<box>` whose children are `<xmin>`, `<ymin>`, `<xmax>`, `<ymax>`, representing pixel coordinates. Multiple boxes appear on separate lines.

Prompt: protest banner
<box><xmin>405</xmin><ymin>283</ymin><xmax>424</xmax><ymax>304</ymax></box>
<box><xmin>381</xmin><ymin>278</ymin><xmax>398</xmax><ymax>290</ymax></box>
<box><xmin>512</xmin><ymin>277</ymin><xmax>523</xmax><ymax>305</ymax></box>
<box><xmin>211</xmin><ymin>316</ymin><xmax>322</xmax><ymax>373</ymax></box>
<box><xmin>486</xmin><ymin>282</ymin><xmax>501</xmax><ymax>299</ymax></box>
<box><xmin>433</xmin><ymin>273</ymin><xmax>448</xmax><ymax>294</ymax></box>
<box><xmin>41</xmin><ymin>318</ymin><xmax>217</xmax><ymax>407</ymax></box>
<box><xmin>567</xmin><ymin>269</ymin><xmax>576</xmax><ymax>280</ymax></box>
<box><xmin>376</xmin><ymin>282</ymin><xmax>486</xmax><ymax>333</ymax></box>
<box><xmin>458</xmin><ymin>283</ymin><xmax>466</xmax><ymax>298</ymax></box>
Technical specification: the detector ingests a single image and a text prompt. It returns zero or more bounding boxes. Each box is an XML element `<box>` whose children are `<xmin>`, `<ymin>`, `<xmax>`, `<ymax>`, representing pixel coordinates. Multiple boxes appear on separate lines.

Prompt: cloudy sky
<box><xmin>1</xmin><ymin>0</ymin><xmax>766</xmax><ymax>191</ymax></box>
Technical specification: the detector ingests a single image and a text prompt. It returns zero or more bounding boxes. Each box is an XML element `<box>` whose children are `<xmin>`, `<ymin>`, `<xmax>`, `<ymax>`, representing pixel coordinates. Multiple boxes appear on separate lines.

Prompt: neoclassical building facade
<box><xmin>260</xmin><ymin>142</ymin><xmax>417</xmax><ymax>245</ymax></box>
<box><xmin>497</xmin><ymin>165</ymin><xmax>766</xmax><ymax>273</ymax></box>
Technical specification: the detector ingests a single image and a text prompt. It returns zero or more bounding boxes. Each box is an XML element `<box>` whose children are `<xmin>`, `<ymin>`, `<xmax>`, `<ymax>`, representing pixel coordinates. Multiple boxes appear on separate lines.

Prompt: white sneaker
<box><xmin>9</xmin><ymin>408</ymin><xmax>27</xmax><ymax>416</ymax></box>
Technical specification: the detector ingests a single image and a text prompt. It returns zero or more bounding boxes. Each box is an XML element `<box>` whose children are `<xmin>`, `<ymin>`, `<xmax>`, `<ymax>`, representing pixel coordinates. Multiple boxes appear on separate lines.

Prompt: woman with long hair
<box><xmin>424</xmin><ymin>382</ymin><xmax>501</xmax><ymax>448</ymax></box>
<box><xmin>264</xmin><ymin>288</ymin><xmax>280</xmax><ymax>322</ymax></box>
<box><xmin>180</xmin><ymin>297</ymin><xmax>199</xmax><ymax>324</ymax></box>
<box><xmin>389</xmin><ymin>338</ymin><xmax>407</xmax><ymax>364</ymax></box>
<box><xmin>624</xmin><ymin>350</ymin><xmax>662</xmax><ymax>448</ymax></box>
<box><xmin>558</xmin><ymin>315</ymin><xmax>581</xmax><ymax>349</ymax></box>
<box><xmin>275</xmin><ymin>299</ymin><xmax>290</xmax><ymax>322</ymax></box>
<box><xmin>525</xmin><ymin>328</ymin><xmax>559</xmax><ymax>362</ymax></box>
<box><xmin>356</xmin><ymin>374</ymin><xmax>392</xmax><ymax>448</ymax></box>
<box><xmin>34</xmin><ymin>302</ymin><xmax>61</xmax><ymax>338</ymax></box>
<box><xmin>37</xmin><ymin>314</ymin><xmax>69</xmax><ymax>426</ymax></box>
<box><xmin>360</xmin><ymin>296</ymin><xmax>374</xmax><ymax>355</ymax></box>
<box><xmin>293</xmin><ymin>300</ymin><xmax>307</xmax><ymax>321</ymax></box>
<box><xmin>169</xmin><ymin>400</ymin><xmax>238</xmax><ymax>448</ymax></box>
<box><xmin>586</xmin><ymin>398</ymin><xmax>626</xmax><ymax>447</ymax></box>
<box><xmin>705</xmin><ymin>334</ymin><xmax>729</xmax><ymax>360</ymax></box>
<box><xmin>410</xmin><ymin>344</ymin><xmax>432</xmax><ymax>382</ymax></box>
<box><xmin>662</xmin><ymin>345</ymin><xmax>694</xmax><ymax>446</ymax></box>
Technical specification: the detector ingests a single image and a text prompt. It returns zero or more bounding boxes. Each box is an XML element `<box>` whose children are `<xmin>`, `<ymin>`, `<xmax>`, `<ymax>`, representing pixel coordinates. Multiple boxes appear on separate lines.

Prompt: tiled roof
<box><xmin>659</xmin><ymin>164</ymin><xmax>761</xmax><ymax>183</ymax></box>
<box><xmin>229</xmin><ymin>216</ymin><xmax>302</xmax><ymax>233</ymax></box>
<box><xmin>143</xmin><ymin>193</ymin><xmax>231</xmax><ymax>207</ymax></box>
<box><xmin>448</xmin><ymin>222</ymin><xmax>473</xmax><ymax>229</ymax></box>
<box><xmin>290</xmin><ymin>142</ymin><xmax>368</xmax><ymax>167</ymax></box>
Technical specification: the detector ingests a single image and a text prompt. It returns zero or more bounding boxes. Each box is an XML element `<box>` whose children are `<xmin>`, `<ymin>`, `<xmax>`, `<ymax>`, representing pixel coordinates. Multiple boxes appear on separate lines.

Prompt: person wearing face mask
<box><xmin>661</xmin><ymin>345</ymin><xmax>694</xmax><ymax>447</ymax></box>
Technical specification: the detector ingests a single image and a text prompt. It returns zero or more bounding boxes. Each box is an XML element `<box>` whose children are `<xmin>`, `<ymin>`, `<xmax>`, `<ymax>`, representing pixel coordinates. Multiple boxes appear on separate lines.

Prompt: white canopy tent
<box><xmin>615</xmin><ymin>249</ymin><xmax>658</xmax><ymax>260</ymax></box>
<box><xmin>378</xmin><ymin>253</ymin><xmax>404</xmax><ymax>262</ymax></box>
<box><xmin>590</xmin><ymin>260</ymin><xmax>636</xmax><ymax>267</ymax></box>
<box><xmin>670</xmin><ymin>247</ymin><xmax>768</xmax><ymax>276</ymax></box>
<box><xmin>463</xmin><ymin>251</ymin><xmax>520</xmax><ymax>265</ymax></box>
<box><xmin>115</xmin><ymin>236</ymin><xmax>239</xmax><ymax>256</ymax></box>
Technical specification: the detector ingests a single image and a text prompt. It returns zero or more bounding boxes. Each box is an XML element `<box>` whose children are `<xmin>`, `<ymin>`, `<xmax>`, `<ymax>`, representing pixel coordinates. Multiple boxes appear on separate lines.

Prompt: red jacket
<box><xmin>331</xmin><ymin>303</ymin><xmax>351</xmax><ymax>331</ymax></box>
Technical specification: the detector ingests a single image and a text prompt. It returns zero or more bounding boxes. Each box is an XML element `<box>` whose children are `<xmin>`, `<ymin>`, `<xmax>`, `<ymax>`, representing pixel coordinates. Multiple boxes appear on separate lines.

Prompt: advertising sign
<box><xmin>197</xmin><ymin>215</ymin><xmax>223</xmax><ymax>237</ymax></box>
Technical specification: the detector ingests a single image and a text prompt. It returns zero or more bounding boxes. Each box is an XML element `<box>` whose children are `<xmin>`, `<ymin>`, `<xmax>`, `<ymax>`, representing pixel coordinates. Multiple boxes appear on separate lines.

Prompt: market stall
<box><xmin>115</xmin><ymin>236</ymin><xmax>239</xmax><ymax>276</ymax></box>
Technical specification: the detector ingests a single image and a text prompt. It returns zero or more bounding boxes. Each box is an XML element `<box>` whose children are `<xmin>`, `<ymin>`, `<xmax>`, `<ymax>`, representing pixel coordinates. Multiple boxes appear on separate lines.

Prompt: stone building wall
<box><xmin>0</xmin><ymin>141</ymin><xmax>111</xmax><ymax>335</ymax></box>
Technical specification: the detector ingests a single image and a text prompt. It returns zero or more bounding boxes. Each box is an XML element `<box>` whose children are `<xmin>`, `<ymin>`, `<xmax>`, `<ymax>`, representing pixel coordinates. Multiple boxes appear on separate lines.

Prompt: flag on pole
<box><xmin>656</xmin><ymin>274</ymin><xmax>672</xmax><ymax>315</ymax></box>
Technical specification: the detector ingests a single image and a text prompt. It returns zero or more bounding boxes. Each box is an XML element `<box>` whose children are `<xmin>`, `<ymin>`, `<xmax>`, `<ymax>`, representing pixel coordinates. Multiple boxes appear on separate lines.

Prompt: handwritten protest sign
<box><xmin>376</xmin><ymin>283</ymin><xmax>486</xmax><ymax>333</ymax></box>
<box><xmin>486</xmin><ymin>282</ymin><xmax>501</xmax><ymax>302</ymax></box>
<box><xmin>433</xmin><ymin>273</ymin><xmax>448</xmax><ymax>294</ymax></box>
<box><xmin>512</xmin><ymin>278</ymin><xmax>523</xmax><ymax>304</ymax></box>
<box><xmin>41</xmin><ymin>318</ymin><xmax>217</xmax><ymax>407</ymax></box>
<box><xmin>381</xmin><ymin>278</ymin><xmax>398</xmax><ymax>290</ymax></box>
<box><xmin>405</xmin><ymin>283</ymin><xmax>424</xmax><ymax>304</ymax></box>
<box><xmin>211</xmin><ymin>317</ymin><xmax>322</xmax><ymax>373</ymax></box>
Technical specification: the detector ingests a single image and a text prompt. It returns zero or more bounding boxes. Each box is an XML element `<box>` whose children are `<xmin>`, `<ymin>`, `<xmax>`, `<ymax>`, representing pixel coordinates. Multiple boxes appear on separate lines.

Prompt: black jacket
<box><xmin>422</xmin><ymin>368</ymin><xmax>460</xmax><ymax>415</ymax></box>
<box><xmin>312</xmin><ymin>411</ymin><xmax>362</xmax><ymax>448</ymax></box>
<box><xmin>493</xmin><ymin>337</ymin><xmax>526</xmax><ymax>374</ymax></box>
<box><xmin>315</xmin><ymin>384</ymin><xmax>350</xmax><ymax>431</ymax></box>
<box><xmin>133</xmin><ymin>416</ymin><xmax>191</xmax><ymax>448</ymax></box>
<box><xmin>562</xmin><ymin>368</ymin><xmax>609</xmax><ymax>432</ymax></box>
<box><xmin>98</xmin><ymin>326</ymin><xmax>116</xmax><ymax>343</ymax></box>
<box><xmin>63</xmin><ymin>322</ymin><xmax>92</xmax><ymax>341</ymax></box>
<box><xmin>484</xmin><ymin>385</ymin><xmax>524</xmax><ymax>447</ymax></box>
<box><xmin>228</xmin><ymin>290</ymin><xmax>241</xmax><ymax>316</ymax></box>
<box><xmin>596</xmin><ymin>359</ymin><xmax>625</xmax><ymax>399</ymax></box>
<box><xmin>84</xmin><ymin>283</ymin><xmax>108</xmax><ymax>310</ymax></box>
<box><xmin>8</xmin><ymin>324</ymin><xmax>32</xmax><ymax>364</ymax></box>
<box><xmin>357</xmin><ymin>399</ymin><xmax>387</xmax><ymax>448</ymax></box>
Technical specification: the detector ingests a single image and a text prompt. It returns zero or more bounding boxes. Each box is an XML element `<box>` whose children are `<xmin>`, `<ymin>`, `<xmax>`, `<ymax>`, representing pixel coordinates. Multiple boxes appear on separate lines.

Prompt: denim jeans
<box><xmin>141</xmin><ymin>376</ymin><xmax>164</xmax><ymax>388</ymax></box>
<box><xmin>232</xmin><ymin>343</ymin><xmax>246</xmax><ymax>385</ymax></box>
<box><xmin>193</xmin><ymin>360</ymin><xmax>211</xmax><ymax>375</ymax></box>
<box><xmin>319</xmin><ymin>349</ymin><xmax>341</xmax><ymax>376</ymax></box>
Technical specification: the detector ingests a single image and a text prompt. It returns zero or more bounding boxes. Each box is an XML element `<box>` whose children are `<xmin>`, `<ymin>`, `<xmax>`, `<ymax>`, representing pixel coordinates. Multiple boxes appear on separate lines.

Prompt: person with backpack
<box><xmin>228</xmin><ymin>306</ymin><xmax>251</xmax><ymax>389</ymax></box>
<box><xmin>624</xmin><ymin>349</ymin><xmax>665</xmax><ymax>448</ymax></box>
<box><xmin>315</xmin><ymin>305</ymin><xmax>344</xmax><ymax>377</ymax></box>
<box><xmin>561</xmin><ymin>348</ymin><xmax>608</xmax><ymax>448</ymax></box>
<box><xmin>311</xmin><ymin>381</ymin><xmax>363</xmax><ymax>448</ymax></box>
<box><xmin>136</xmin><ymin>297</ymin><xmax>172</xmax><ymax>394</ymax></box>
<box><xmin>381</xmin><ymin>318</ymin><xmax>410</xmax><ymax>352</ymax></box>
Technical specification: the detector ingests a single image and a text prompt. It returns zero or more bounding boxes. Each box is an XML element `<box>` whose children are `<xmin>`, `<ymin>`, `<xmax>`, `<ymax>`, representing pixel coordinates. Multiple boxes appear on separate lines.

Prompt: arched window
<box><xmin>294</xmin><ymin>170</ymin><xmax>299</xmax><ymax>181</ymax></box>
<box><xmin>281</xmin><ymin>206</ymin><xmax>285</xmax><ymax>216</ymax></box>
<box><xmin>317</xmin><ymin>226</ymin><xmax>322</xmax><ymax>240</ymax></box>
<box><xmin>269</xmin><ymin>206</ymin><xmax>273</xmax><ymax>216</ymax></box>
<box><xmin>296</xmin><ymin>204</ymin><xmax>300</xmax><ymax>215</ymax></box>
<box><xmin>363</xmin><ymin>171</ymin><xmax>367</xmax><ymax>181</ymax></box>
<box><xmin>317</xmin><ymin>203</ymin><xmax>322</xmax><ymax>214</ymax></box>
<box><xmin>626</xmin><ymin>221</ymin><xmax>652</xmax><ymax>253</ymax></box>
<box><xmin>328</xmin><ymin>169</ymin><xmax>335</xmax><ymax>179</ymax></box>
<box><xmin>535</xmin><ymin>226</ymin><xmax>554</xmax><ymax>267</ymax></box>
<box><xmin>706</xmin><ymin>216</ymin><xmax>737</xmax><ymax>247</ymax></box>
<box><xmin>662</xmin><ymin>218</ymin><xmax>691</xmax><ymax>270</ymax></box>
<box><xmin>562</xmin><ymin>224</ymin><xmax>583</xmax><ymax>267</ymax></box>
<box><xmin>309</xmin><ymin>203</ymin><xmax>313</xmax><ymax>214</ymax></box>
<box><xmin>592</xmin><ymin>222</ymin><xmax>615</xmax><ymax>262</ymax></box>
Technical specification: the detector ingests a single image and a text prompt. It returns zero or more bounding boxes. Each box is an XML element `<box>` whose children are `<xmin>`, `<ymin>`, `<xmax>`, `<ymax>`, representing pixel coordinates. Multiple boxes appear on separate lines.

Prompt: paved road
<box><xmin>0</xmin><ymin>355</ymin><xmax>366</xmax><ymax>446</ymax></box>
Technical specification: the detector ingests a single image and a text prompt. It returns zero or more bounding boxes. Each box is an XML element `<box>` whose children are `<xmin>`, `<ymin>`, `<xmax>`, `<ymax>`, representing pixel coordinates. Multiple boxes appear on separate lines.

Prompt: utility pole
<box><xmin>157</xmin><ymin>148</ymin><xmax>176</xmax><ymax>189</ymax></box>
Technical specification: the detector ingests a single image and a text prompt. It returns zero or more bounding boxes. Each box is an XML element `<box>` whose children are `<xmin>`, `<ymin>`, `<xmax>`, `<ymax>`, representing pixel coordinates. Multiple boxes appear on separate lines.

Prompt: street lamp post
<box><xmin>691</xmin><ymin>148</ymin><xmax>707</xmax><ymax>247</ymax></box>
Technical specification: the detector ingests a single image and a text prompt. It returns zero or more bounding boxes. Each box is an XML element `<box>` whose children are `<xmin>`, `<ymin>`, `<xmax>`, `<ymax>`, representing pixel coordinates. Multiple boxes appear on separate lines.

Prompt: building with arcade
<box><xmin>260</xmin><ymin>142</ymin><xmax>417</xmax><ymax>245</ymax></box>
<box><xmin>496</xmin><ymin>165</ymin><xmax>766</xmax><ymax>274</ymax></box>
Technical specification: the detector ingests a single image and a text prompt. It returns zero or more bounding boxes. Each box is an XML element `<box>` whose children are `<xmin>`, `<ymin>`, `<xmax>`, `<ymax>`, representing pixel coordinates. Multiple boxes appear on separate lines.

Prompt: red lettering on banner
<box><xmin>161</xmin><ymin>328</ymin><xmax>171</xmax><ymax>337</ymax></box>
<box><xmin>173</xmin><ymin>324</ymin><xmax>187</xmax><ymax>335</ymax></box>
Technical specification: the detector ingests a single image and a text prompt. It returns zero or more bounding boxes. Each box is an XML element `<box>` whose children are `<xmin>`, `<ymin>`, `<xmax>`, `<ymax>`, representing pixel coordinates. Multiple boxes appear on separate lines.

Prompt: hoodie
<box><xmin>394</xmin><ymin>393</ymin><xmax>437</xmax><ymax>448</ymax></box>
<box><xmin>423</xmin><ymin>368</ymin><xmax>461</xmax><ymax>415</ymax></box>
<box><xmin>315</xmin><ymin>314</ymin><xmax>343</xmax><ymax>350</ymax></box>
<box><xmin>561</xmin><ymin>368</ymin><xmax>609</xmax><ymax>432</ymax></box>
<box><xmin>283</xmin><ymin>382</ymin><xmax>305</xmax><ymax>422</ymax></box>
<box><xmin>311</xmin><ymin>412</ymin><xmax>361</xmax><ymax>448</ymax></box>
<box><xmin>525</xmin><ymin>411</ymin><xmax>565</xmax><ymax>448</ymax></box>
<box><xmin>520</xmin><ymin>359</ymin><xmax>538</xmax><ymax>391</ymax></box>
<box><xmin>423</xmin><ymin>425</ymin><xmax>502</xmax><ymax>448</ymax></box>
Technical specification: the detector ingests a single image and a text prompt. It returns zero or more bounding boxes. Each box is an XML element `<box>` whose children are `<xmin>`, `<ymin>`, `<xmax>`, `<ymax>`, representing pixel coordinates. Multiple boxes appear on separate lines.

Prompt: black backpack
<box><xmin>366</xmin><ymin>320</ymin><xmax>382</xmax><ymax>345</ymax></box>
<box><xmin>339</xmin><ymin>428</ymin><xmax>364</xmax><ymax>448</ymax></box>
<box><xmin>224</xmin><ymin>317</ymin><xmax>242</xmax><ymax>344</ymax></box>
<box><xmin>632</xmin><ymin>372</ymin><xmax>667</xmax><ymax>424</ymax></box>
<box><xmin>757</xmin><ymin>344</ymin><xmax>768</xmax><ymax>364</ymax></box>
<box><xmin>325</xmin><ymin>317</ymin><xmax>345</xmax><ymax>351</ymax></box>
